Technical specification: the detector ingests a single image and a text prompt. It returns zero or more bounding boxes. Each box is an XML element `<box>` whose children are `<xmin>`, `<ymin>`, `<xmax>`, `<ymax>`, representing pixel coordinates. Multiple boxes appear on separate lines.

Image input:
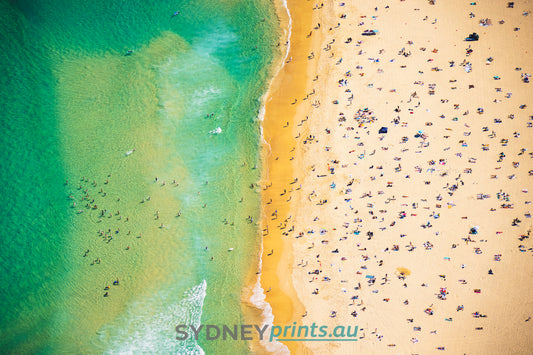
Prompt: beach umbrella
<box><xmin>379</xmin><ymin>127</ymin><xmax>388</xmax><ymax>134</ymax></box>
<box><xmin>396</xmin><ymin>267</ymin><xmax>411</xmax><ymax>276</ymax></box>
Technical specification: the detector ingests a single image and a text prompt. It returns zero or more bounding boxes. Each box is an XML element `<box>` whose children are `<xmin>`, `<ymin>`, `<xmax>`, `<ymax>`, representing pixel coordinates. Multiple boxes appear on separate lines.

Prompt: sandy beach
<box><xmin>260</xmin><ymin>0</ymin><xmax>533</xmax><ymax>353</ymax></box>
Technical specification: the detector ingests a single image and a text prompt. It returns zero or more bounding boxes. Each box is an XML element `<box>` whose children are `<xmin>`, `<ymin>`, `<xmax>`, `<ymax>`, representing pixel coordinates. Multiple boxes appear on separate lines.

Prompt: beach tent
<box><xmin>362</xmin><ymin>30</ymin><xmax>377</xmax><ymax>36</ymax></box>
<box><xmin>379</xmin><ymin>127</ymin><xmax>388</xmax><ymax>134</ymax></box>
<box><xmin>465</xmin><ymin>32</ymin><xmax>479</xmax><ymax>41</ymax></box>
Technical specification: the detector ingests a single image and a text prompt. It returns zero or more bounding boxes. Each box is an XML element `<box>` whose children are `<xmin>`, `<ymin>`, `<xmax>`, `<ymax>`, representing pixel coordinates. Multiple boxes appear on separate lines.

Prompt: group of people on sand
<box><xmin>263</xmin><ymin>0</ymin><xmax>532</xmax><ymax>350</ymax></box>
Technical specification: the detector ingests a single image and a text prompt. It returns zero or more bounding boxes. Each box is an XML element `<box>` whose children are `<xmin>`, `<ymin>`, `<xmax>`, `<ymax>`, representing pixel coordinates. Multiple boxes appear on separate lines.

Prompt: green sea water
<box><xmin>0</xmin><ymin>0</ymin><xmax>279</xmax><ymax>353</ymax></box>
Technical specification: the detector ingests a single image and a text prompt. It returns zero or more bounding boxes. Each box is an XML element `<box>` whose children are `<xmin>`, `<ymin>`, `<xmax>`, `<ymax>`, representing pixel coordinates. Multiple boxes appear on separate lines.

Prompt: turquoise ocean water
<box><xmin>0</xmin><ymin>0</ymin><xmax>279</xmax><ymax>353</ymax></box>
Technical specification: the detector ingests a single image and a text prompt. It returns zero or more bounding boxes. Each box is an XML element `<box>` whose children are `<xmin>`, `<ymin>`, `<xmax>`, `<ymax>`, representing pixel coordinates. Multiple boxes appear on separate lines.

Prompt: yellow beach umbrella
<box><xmin>396</xmin><ymin>267</ymin><xmax>411</xmax><ymax>276</ymax></box>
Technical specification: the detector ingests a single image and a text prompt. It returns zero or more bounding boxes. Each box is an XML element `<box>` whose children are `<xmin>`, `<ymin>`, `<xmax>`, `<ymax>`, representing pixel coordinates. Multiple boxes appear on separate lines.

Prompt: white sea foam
<box><xmin>191</xmin><ymin>21</ymin><xmax>238</xmax><ymax>59</ymax></box>
<box><xmin>249</xmin><ymin>273</ymin><xmax>290</xmax><ymax>354</ymax></box>
<box><xmin>210</xmin><ymin>127</ymin><xmax>222</xmax><ymax>135</ymax></box>
<box><xmin>257</xmin><ymin>0</ymin><xmax>292</xmax><ymax>174</ymax></box>
<box><xmin>249</xmin><ymin>220</ymin><xmax>289</xmax><ymax>354</ymax></box>
<box><xmin>155</xmin><ymin>40</ymin><xmax>232</xmax><ymax>126</ymax></box>
<box><xmin>251</xmin><ymin>5</ymin><xmax>293</xmax><ymax>353</ymax></box>
<box><xmin>257</xmin><ymin>0</ymin><xmax>292</xmax><ymax>124</ymax></box>
<box><xmin>97</xmin><ymin>280</ymin><xmax>207</xmax><ymax>354</ymax></box>
<box><xmin>281</xmin><ymin>0</ymin><xmax>292</xmax><ymax>66</ymax></box>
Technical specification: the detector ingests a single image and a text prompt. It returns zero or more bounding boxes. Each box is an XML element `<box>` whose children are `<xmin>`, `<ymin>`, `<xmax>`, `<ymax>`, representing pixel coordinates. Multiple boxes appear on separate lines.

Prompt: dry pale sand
<box><xmin>260</xmin><ymin>0</ymin><xmax>533</xmax><ymax>354</ymax></box>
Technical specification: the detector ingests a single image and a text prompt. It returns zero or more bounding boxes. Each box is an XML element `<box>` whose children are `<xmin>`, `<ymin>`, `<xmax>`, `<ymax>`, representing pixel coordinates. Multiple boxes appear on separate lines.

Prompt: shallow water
<box><xmin>0</xmin><ymin>0</ymin><xmax>279</xmax><ymax>353</ymax></box>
